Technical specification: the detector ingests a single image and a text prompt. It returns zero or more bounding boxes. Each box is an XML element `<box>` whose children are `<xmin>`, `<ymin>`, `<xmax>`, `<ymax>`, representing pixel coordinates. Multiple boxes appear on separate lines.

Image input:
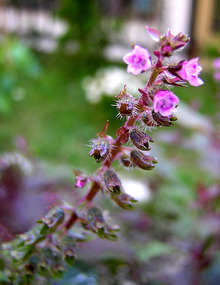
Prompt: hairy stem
<box><xmin>65</xmin><ymin>181</ymin><xmax>100</xmax><ymax>230</ymax></box>
<box><xmin>65</xmin><ymin>62</ymin><xmax>162</xmax><ymax>230</ymax></box>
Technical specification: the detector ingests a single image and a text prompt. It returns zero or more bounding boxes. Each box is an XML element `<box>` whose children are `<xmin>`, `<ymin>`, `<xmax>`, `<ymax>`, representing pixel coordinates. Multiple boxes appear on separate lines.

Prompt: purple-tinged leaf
<box><xmin>146</xmin><ymin>26</ymin><xmax>161</xmax><ymax>42</ymax></box>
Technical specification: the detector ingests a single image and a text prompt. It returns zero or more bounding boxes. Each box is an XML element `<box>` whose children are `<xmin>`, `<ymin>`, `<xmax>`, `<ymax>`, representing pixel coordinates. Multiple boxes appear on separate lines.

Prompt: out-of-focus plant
<box><xmin>213</xmin><ymin>56</ymin><xmax>220</xmax><ymax>82</ymax></box>
<box><xmin>0</xmin><ymin>37</ymin><xmax>41</xmax><ymax>115</ymax></box>
<box><xmin>57</xmin><ymin>0</ymin><xmax>108</xmax><ymax>57</ymax></box>
<box><xmin>0</xmin><ymin>26</ymin><xmax>208</xmax><ymax>284</ymax></box>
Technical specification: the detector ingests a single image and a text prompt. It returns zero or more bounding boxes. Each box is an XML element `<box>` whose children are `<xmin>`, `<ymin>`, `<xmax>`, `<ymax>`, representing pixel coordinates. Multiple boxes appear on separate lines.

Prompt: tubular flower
<box><xmin>153</xmin><ymin>90</ymin><xmax>179</xmax><ymax>117</ymax></box>
<box><xmin>123</xmin><ymin>45</ymin><xmax>151</xmax><ymax>75</ymax></box>
<box><xmin>176</xmin><ymin>57</ymin><xmax>204</xmax><ymax>86</ymax></box>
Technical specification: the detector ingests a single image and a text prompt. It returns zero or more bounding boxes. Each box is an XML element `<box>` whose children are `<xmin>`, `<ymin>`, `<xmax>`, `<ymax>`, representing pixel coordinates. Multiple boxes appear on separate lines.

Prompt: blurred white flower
<box><xmin>82</xmin><ymin>67</ymin><xmax>144</xmax><ymax>104</ymax></box>
<box><xmin>123</xmin><ymin>178</ymin><xmax>151</xmax><ymax>202</ymax></box>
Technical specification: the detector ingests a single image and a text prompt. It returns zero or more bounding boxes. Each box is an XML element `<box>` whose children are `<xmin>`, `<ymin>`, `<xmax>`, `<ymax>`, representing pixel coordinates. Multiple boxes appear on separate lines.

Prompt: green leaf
<box><xmin>64</xmin><ymin>255</ymin><xmax>75</xmax><ymax>267</ymax></box>
<box><xmin>24</xmin><ymin>273</ymin><xmax>34</xmax><ymax>285</ymax></box>
<box><xmin>105</xmin><ymin>233</ymin><xmax>118</xmax><ymax>241</ymax></box>
<box><xmin>136</xmin><ymin>241</ymin><xmax>175</xmax><ymax>262</ymax></box>
<box><xmin>39</xmin><ymin>224</ymin><xmax>49</xmax><ymax>235</ymax></box>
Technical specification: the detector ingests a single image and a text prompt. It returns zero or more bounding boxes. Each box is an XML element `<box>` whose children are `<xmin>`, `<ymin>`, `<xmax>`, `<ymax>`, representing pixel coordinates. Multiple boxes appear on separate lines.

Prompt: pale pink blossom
<box><xmin>213</xmin><ymin>58</ymin><xmax>220</xmax><ymax>69</ymax></box>
<box><xmin>123</xmin><ymin>45</ymin><xmax>151</xmax><ymax>75</ymax></box>
<box><xmin>176</xmin><ymin>57</ymin><xmax>204</xmax><ymax>87</ymax></box>
<box><xmin>153</xmin><ymin>90</ymin><xmax>179</xmax><ymax>117</ymax></box>
<box><xmin>214</xmin><ymin>71</ymin><xmax>220</xmax><ymax>82</ymax></box>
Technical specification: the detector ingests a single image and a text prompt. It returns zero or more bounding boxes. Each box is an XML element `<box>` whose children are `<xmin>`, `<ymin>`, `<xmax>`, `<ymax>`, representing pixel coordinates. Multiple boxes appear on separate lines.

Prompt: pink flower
<box><xmin>214</xmin><ymin>71</ymin><xmax>220</xmax><ymax>82</ymax></box>
<box><xmin>153</xmin><ymin>90</ymin><xmax>179</xmax><ymax>117</ymax></box>
<box><xmin>123</xmin><ymin>45</ymin><xmax>151</xmax><ymax>75</ymax></box>
<box><xmin>176</xmin><ymin>57</ymin><xmax>204</xmax><ymax>87</ymax></box>
<box><xmin>213</xmin><ymin>58</ymin><xmax>220</xmax><ymax>69</ymax></box>
<box><xmin>73</xmin><ymin>170</ymin><xmax>87</xmax><ymax>188</ymax></box>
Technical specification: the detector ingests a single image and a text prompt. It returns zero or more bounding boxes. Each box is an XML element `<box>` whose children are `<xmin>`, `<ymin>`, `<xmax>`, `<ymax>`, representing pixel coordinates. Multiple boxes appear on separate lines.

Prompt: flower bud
<box><xmin>87</xmin><ymin>207</ymin><xmax>105</xmax><ymax>237</ymax></box>
<box><xmin>112</xmin><ymin>192</ymin><xmax>138</xmax><ymax>210</ymax></box>
<box><xmin>142</xmin><ymin>110</ymin><xmax>158</xmax><ymax>127</ymax></box>
<box><xmin>117</xmin><ymin>100</ymin><xmax>134</xmax><ymax>116</ymax></box>
<box><xmin>172</xmin><ymin>32</ymin><xmax>190</xmax><ymax>49</ymax></box>
<box><xmin>159</xmin><ymin>30</ymin><xmax>190</xmax><ymax>57</ymax></box>
<box><xmin>20</xmin><ymin>226</ymin><xmax>41</xmax><ymax>245</ymax></box>
<box><xmin>152</xmin><ymin>110</ymin><xmax>173</xmax><ymax>127</ymax></box>
<box><xmin>129</xmin><ymin>128</ymin><xmax>153</xmax><ymax>151</ymax></box>
<box><xmin>103</xmin><ymin>169</ymin><xmax>122</xmax><ymax>195</ymax></box>
<box><xmin>130</xmin><ymin>150</ymin><xmax>157</xmax><ymax>170</ymax></box>
<box><xmin>73</xmin><ymin>170</ymin><xmax>87</xmax><ymax>188</ymax></box>
<box><xmin>86</xmin><ymin>207</ymin><xmax>118</xmax><ymax>240</ymax></box>
<box><xmin>40</xmin><ymin>208</ymin><xmax>65</xmax><ymax>230</ymax></box>
<box><xmin>115</xmin><ymin>86</ymin><xmax>136</xmax><ymax>117</ymax></box>
<box><xmin>162</xmin><ymin>68</ymin><xmax>187</xmax><ymax>87</ymax></box>
<box><xmin>39</xmin><ymin>248</ymin><xmax>64</xmax><ymax>277</ymax></box>
<box><xmin>116</xmin><ymin>126</ymin><xmax>129</xmax><ymax>144</ymax></box>
<box><xmin>89</xmin><ymin>138</ymin><xmax>110</xmax><ymax>163</ymax></box>
<box><xmin>161</xmin><ymin>43</ymin><xmax>173</xmax><ymax>57</ymax></box>
<box><xmin>120</xmin><ymin>154</ymin><xmax>133</xmax><ymax>168</ymax></box>
<box><xmin>60</xmin><ymin>236</ymin><xmax>76</xmax><ymax>266</ymax></box>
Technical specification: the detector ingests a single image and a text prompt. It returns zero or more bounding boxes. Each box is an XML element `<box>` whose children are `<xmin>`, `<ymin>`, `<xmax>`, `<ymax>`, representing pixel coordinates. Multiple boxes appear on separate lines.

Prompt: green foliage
<box><xmin>0</xmin><ymin>37</ymin><xmax>41</xmax><ymax>115</ymax></box>
<box><xmin>57</xmin><ymin>0</ymin><xmax>108</xmax><ymax>57</ymax></box>
<box><xmin>136</xmin><ymin>241</ymin><xmax>176</xmax><ymax>262</ymax></box>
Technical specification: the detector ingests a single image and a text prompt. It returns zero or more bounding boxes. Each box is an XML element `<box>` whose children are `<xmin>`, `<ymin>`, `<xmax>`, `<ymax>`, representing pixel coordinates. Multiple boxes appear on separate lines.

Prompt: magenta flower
<box><xmin>153</xmin><ymin>90</ymin><xmax>179</xmax><ymax>117</ymax></box>
<box><xmin>214</xmin><ymin>71</ymin><xmax>220</xmax><ymax>82</ymax></box>
<box><xmin>213</xmin><ymin>58</ymin><xmax>220</xmax><ymax>69</ymax></box>
<box><xmin>176</xmin><ymin>57</ymin><xmax>204</xmax><ymax>86</ymax></box>
<box><xmin>123</xmin><ymin>45</ymin><xmax>151</xmax><ymax>75</ymax></box>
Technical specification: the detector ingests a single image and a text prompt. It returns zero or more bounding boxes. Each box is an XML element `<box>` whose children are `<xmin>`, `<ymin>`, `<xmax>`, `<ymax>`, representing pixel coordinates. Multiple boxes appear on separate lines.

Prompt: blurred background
<box><xmin>0</xmin><ymin>0</ymin><xmax>219</xmax><ymax>284</ymax></box>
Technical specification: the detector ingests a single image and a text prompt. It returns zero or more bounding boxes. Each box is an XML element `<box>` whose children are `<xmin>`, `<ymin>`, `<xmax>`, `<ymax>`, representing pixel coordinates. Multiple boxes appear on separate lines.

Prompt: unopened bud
<box><xmin>112</xmin><ymin>193</ymin><xmax>138</xmax><ymax>210</ymax></box>
<box><xmin>41</xmin><ymin>208</ymin><xmax>65</xmax><ymax>229</ymax></box>
<box><xmin>173</xmin><ymin>32</ymin><xmax>190</xmax><ymax>49</ymax></box>
<box><xmin>159</xmin><ymin>31</ymin><xmax>190</xmax><ymax>57</ymax></box>
<box><xmin>39</xmin><ymin>248</ymin><xmax>64</xmax><ymax>277</ymax></box>
<box><xmin>120</xmin><ymin>154</ymin><xmax>133</xmax><ymax>167</ymax></box>
<box><xmin>161</xmin><ymin>43</ymin><xmax>173</xmax><ymax>57</ymax></box>
<box><xmin>87</xmin><ymin>207</ymin><xmax>105</xmax><ymax>237</ymax></box>
<box><xmin>115</xmin><ymin>86</ymin><xmax>136</xmax><ymax>117</ymax></box>
<box><xmin>20</xmin><ymin>226</ymin><xmax>41</xmax><ymax>245</ymax></box>
<box><xmin>142</xmin><ymin>111</ymin><xmax>158</xmax><ymax>127</ymax></box>
<box><xmin>103</xmin><ymin>169</ymin><xmax>121</xmax><ymax>195</ymax></box>
<box><xmin>117</xmin><ymin>100</ymin><xmax>134</xmax><ymax>116</ymax></box>
<box><xmin>60</xmin><ymin>236</ymin><xmax>76</xmax><ymax>266</ymax></box>
<box><xmin>167</xmin><ymin>61</ymin><xmax>185</xmax><ymax>73</ymax></box>
<box><xmin>152</xmin><ymin>111</ymin><xmax>173</xmax><ymax>127</ymax></box>
<box><xmin>130</xmin><ymin>128</ymin><xmax>153</xmax><ymax>151</ymax></box>
<box><xmin>130</xmin><ymin>150</ymin><xmax>157</xmax><ymax>170</ymax></box>
<box><xmin>116</xmin><ymin>126</ymin><xmax>129</xmax><ymax>144</ymax></box>
<box><xmin>89</xmin><ymin>138</ymin><xmax>110</xmax><ymax>163</ymax></box>
<box><xmin>73</xmin><ymin>170</ymin><xmax>87</xmax><ymax>188</ymax></box>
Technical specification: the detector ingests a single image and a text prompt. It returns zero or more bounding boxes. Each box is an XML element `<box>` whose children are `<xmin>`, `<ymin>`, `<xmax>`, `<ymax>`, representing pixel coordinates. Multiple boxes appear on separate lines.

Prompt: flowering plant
<box><xmin>0</xmin><ymin>27</ymin><xmax>204</xmax><ymax>283</ymax></box>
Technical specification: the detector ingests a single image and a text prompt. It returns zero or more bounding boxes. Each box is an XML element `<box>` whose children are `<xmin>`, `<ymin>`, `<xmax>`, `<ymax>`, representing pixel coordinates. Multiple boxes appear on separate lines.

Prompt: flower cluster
<box><xmin>122</xmin><ymin>27</ymin><xmax>203</xmax><ymax>119</ymax></box>
<box><xmin>1</xmin><ymin>26</ymin><xmax>204</xmax><ymax>283</ymax></box>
